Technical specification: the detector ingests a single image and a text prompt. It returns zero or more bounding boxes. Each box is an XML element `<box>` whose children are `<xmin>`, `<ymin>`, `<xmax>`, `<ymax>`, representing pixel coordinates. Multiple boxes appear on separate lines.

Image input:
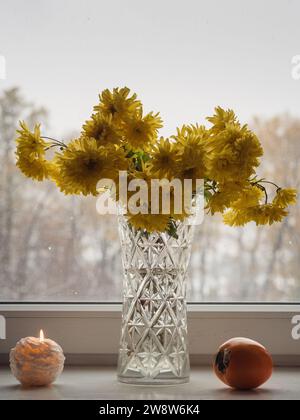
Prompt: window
<box><xmin>1</xmin><ymin>2</ymin><xmax>300</xmax><ymax>368</ymax></box>
<box><xmin>0</xmin><ymin>0</ymin><xmax>300</xmax><ymax>303</ymax></box>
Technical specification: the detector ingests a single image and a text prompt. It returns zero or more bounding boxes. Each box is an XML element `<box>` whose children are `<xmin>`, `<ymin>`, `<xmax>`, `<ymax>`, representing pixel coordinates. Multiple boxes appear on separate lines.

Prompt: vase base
<box><xmin>117</xmin><ymin>375</ymin><xmax>190</xmax><ymax>385</ymax></box>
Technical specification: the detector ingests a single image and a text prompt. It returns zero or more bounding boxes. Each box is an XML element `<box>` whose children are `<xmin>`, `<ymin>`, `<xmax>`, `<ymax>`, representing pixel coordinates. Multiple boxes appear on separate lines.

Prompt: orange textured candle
<box><xmin>10</xmin><ymin>330</ymin><xmax>65</xmax><ymax>387</ymax></box>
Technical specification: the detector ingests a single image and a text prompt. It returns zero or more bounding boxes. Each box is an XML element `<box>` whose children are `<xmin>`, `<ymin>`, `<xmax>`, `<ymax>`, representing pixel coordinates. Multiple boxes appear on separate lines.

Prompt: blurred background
<box><xmin>0</xmin><ymin>0</ymin><xmax>299</xmax><ymax>301</ymax></box>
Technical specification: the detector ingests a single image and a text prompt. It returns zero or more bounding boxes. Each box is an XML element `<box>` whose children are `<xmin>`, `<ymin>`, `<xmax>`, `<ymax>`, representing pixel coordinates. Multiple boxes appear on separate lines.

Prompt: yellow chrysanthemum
<box><xmin>205</xmin><ymin>124</ymin><xmax>263</xmax><ymax>183</ymax></box>
<box><xmin>223</xmin><ymin>208</ymin><xmax>253</xmax><ymax>226</ymax></box>
<box><xmin>14</xmin><ymin>94</ymin><xmax>297</xmax><ymax>233</ymax></box>
<box><xmin>178</xmin><ymin>157</ymin><xmax>205</xmax><ymax>188</ymax></box>
<box><xmin>231</xmin><ymin>185</ymin><xmax>264</xmax><ymax>209</ymax></box>
<box><xmin>205</xmin><ymin>123</ymin><xmax>245</xmax><ymax>152</ymax></box>
<box><xmin>206</xmin><ymin>106</ymin><xmax>237</xmax><ymax>134</ymax></box>
<box><xmin>123</xmin><ymin>110</ymin><xmax>163</xmax><ymax>150</ymax></box>
<box><xmin>177</xmin><ymin>143</ymin><xmax>206</xmax><ymax>188</ymax></box>
<box><xmin>206</xmin><ymin>183</ymin><xmax>260</xmax><ymax>214</ymax></box>
<box><xmin>16</xmin><ymin>121</ymin><xmax>48</xmax><ymax>160</ymax></box>
<box><xmin>82</xmin><ymin>113</ymin><xmax>121</xmax><ymax>145</ymax></box>
<box><xmin>150</xmin><ymin>138</ymin><xmax>181</xmax><ymax>179</ymax></box>
<box><xmin>127</xmin><ymin>213</ymin><xmax>170</xmax><ymax>233</ymax></box>
<box><xmin>94</xmin><ymin>87</ymin><xmax>141</xmax><ymax>123</ymax></box>
<box><xmin>273</xmin><ymin>188</ymin><xmax>297</xmax><ymax>208</ymax></box>
<box><xmin>16</xmin><ymin>156</ymin><xmax>54</xmax><ymax>181</ymax></box>
<box><xmin>249</xmin><ymin>204</ymin><xmax>288</xmax><ymax>225</ymax></box>
<box><xmin>206</xmin><ymin>190</ymin><xmax>237</xmax><ymax>214</ymax></box>
<box><xmin>129</xmin><ymin>164</ymin><xmax>153</xmax><ymax>183</ymax></box>
<box><xmin>218</xmin><ymin>180</ymin><xmax>248</xmax><ymax>192</ymax></box>
<box><xmin>15</xmin><ymin>121</ymin><xmax>53</xmax><ymax>181</ymax></box>
<box><xmin>223</xmin><ymin>204</ymin><xmax>288</xmax><ymax>227</ymax></box>
<box><xmin>53</xmin><ymin>137</ymin><xmax>127</xmax><ymax>196</ymax></box>
<box><xmin>170</xmin><ymin>125</ymin><xmax>208</xmax><ymax>188</ymax></box>
<box><xmin>173</xmin><ymin>123</ymin><xmax>208</xmax><ymax>141</ymax></box>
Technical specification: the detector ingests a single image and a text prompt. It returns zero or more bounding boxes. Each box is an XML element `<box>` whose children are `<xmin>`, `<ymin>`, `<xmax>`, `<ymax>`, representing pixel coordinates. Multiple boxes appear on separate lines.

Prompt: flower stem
<box><xmin>41</xmin><ymin>136</ymin><xmax>67</xmax><ymax>148</ymax></box>
<box><xmin>256</xmin><ymin>179</ymin><xmax>281</xmax><ymax>190</ymax></box>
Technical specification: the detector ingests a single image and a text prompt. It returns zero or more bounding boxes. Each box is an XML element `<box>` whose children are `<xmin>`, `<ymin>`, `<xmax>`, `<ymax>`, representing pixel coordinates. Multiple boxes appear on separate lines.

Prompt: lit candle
<box><xmin>9</xmin><ymin>330</ymin><xmax>65</xmax><ymax>387</ymax></box>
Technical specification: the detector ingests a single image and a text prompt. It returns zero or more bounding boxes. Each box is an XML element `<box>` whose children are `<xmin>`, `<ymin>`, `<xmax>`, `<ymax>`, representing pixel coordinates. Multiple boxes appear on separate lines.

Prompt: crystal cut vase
<box><xmin>117</xmin><ymin>215</ymin><xmax>195</xmax><ymax>384</ymax></box>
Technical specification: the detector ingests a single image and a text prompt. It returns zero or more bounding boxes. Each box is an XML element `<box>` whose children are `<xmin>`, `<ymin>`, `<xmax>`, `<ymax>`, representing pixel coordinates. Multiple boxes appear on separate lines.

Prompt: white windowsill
<box><xmin>1</xmin><ymin>303</ymin><xmax>300</xmax><ymax>367</ymax></box>
<box><xmin>1</xmin><ymin>303</ymin><xmax>300</xmax><ymax>312</ymax></box>
<box><xmin>0</xmin><ymin>366</ymin><xmax>299</xmax><ymax>400</ymax></box>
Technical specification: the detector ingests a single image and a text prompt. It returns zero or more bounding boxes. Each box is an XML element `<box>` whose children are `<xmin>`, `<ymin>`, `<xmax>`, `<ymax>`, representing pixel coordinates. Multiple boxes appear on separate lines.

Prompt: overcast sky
<box><xmin>0</xmin><ymin>0</ymin><xmax>299</xmax><ymax>137</ymax></box>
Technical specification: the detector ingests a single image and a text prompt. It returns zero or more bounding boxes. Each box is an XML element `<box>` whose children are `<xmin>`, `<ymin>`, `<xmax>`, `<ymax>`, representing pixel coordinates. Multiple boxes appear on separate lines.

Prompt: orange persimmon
<box><xmin>213</xmin><ymin>337</ymin><xmax>273</xmax><ymax>390</ymax></box>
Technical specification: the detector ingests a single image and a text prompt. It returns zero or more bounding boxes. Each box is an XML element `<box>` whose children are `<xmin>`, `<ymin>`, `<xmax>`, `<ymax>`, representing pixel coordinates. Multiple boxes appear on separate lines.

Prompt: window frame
<box><xmin>0</xmin><ymin>303</ymin><xmax>299</xmax><ymax>366</ymax></box>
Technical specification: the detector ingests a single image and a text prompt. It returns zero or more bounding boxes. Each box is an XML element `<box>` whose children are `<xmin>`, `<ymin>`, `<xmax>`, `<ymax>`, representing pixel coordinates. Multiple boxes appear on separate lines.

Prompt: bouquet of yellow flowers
<box><xmin>15</xmin><ymin>87</ymin><xmax>297</xmax><ymax>234</ymax></box>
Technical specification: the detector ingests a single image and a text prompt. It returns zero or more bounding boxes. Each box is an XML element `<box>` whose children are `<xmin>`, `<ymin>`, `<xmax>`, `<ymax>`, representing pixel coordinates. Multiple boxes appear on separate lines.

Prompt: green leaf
<box><xmin>167</xmin><ymin>219</ymin><xmax>179</xmax><ymax>239</ymax></box>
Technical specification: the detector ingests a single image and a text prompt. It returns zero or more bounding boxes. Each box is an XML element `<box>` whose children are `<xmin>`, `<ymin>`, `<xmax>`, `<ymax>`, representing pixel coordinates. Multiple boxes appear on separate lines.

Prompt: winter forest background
<box><xmin>1</xmin><ymin>87</ymin><xmax>299</xmax><ymax>302</ymax></box>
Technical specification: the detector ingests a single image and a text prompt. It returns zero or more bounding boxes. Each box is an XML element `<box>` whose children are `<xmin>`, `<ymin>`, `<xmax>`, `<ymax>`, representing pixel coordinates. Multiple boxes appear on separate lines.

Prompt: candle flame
<box><xmin>39</xmin><ymin>329</ymin><xmax>44</xmax><ymax>342</ymax></box>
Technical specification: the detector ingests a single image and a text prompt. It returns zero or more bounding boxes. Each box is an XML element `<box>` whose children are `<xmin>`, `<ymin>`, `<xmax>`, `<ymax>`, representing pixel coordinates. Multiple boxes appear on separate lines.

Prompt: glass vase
<box><xmin>117</xmin><ymin>215</ymin><xmax>195</xmax><ymax>384</ymax></box>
